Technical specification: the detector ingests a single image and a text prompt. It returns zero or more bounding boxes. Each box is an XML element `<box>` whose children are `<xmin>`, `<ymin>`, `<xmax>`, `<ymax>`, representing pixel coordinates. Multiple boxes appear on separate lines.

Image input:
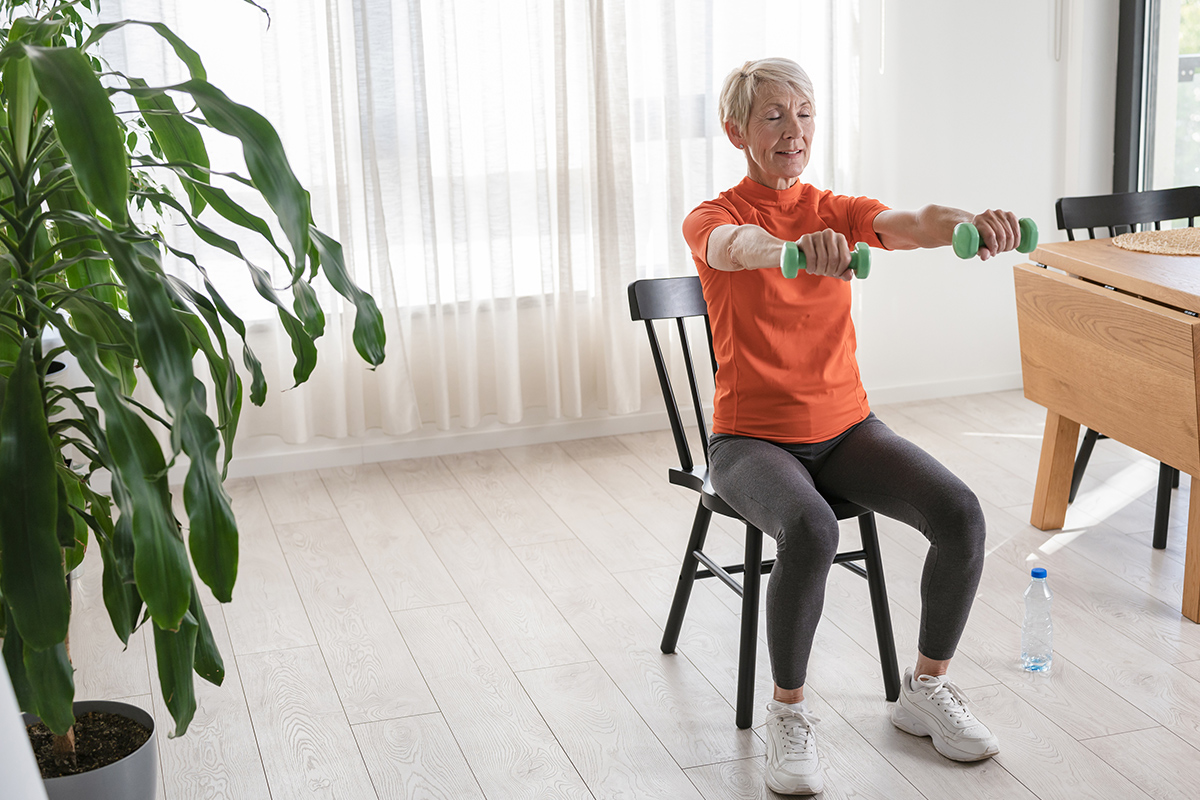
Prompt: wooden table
<box><xmin>1014</xmin><ymin>237</ymin><xmax>1200</xmax><ymax>622</ymax></box>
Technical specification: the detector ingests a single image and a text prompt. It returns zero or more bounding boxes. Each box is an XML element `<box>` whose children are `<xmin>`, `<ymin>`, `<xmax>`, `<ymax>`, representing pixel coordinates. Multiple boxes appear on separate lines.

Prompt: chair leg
<box><xmin>858</xmin><ymin>513</ymin><xmax>901</xmax><ymax>702</ymax></box>
<box><xmin>661</xmin><ymin>501</ymin><xmax>712</xmax><ymax>654</ymax></box>
<box><xmin>1068</xmin><ymin>428</ymin><xmax>1101</xmax><ymax>503</ymax></box>
<box><xmin>737</xmin><ymin>523</ymin><xmax>763</xmax><ymax>730</ymax></box>
<box><xmin>1153</xmin><ymin>463</ymin><xmax>1175</xmax><ymax>550</ymax></box>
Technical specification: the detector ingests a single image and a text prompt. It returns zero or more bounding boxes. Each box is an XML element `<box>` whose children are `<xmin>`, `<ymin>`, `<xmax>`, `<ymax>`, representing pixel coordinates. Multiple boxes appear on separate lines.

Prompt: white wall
<box><xmin>853</xmin><ymin>0</ymin><xmax>1119</xmax><ymax>403</ymax></box>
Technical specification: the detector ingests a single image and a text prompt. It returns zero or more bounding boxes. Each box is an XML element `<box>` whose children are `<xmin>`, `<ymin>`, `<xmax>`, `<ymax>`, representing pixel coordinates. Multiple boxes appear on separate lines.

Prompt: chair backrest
<box><xmin>628</xmin><ymin>276</ymin><xmax>715</xmax><ymax>473</ymax></box>
<box><xmin>1056</xmin><ymin>186</ymin><xmax>1200</xmax><ymax>240</ymax></box>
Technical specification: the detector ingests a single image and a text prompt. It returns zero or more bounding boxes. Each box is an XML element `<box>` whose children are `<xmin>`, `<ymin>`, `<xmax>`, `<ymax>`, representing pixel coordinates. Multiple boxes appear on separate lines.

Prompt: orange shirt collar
<box><xmin>735</xmin><ymin>176</ymin><xmax>807</xmax><ymax>206</ymax></box>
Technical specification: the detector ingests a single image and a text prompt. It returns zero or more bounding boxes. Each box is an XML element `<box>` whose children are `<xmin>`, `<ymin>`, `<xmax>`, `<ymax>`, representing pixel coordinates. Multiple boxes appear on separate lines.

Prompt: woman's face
<box><xmin>726</xmin><ymin>87</ymin><xmax>815</xmax><ymax>190</ymax></box>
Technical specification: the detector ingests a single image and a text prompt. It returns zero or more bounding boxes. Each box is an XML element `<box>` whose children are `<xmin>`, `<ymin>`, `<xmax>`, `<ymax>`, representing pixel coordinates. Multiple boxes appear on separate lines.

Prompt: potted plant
<box><xmin>0</xmin><ymin>1</ymin><xmax>386</xmax><ymax>795</ymax></box>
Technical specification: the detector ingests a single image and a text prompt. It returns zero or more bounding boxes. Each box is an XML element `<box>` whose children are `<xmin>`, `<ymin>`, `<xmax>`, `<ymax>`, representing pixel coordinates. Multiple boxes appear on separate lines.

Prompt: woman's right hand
<box><xmin>797</xmin><ymin>229</ymin><xmax>853</xmax><ymax>281</ymax></box>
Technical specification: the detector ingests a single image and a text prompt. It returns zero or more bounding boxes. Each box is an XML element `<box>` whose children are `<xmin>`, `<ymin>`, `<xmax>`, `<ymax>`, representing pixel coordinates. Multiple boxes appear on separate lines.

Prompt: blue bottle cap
<box><xmin>1031</xmin><ymin>567</ymin><xmax>1047</xmax><ymax>579</ymax></box>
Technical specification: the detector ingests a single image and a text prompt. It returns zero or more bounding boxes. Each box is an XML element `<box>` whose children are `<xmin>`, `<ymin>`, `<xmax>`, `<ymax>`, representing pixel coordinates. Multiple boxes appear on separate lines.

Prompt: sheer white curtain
<box><xmin>101</xmin><ymin>0</ymin><xmax>863</xmax><ymax>446</ymax></box>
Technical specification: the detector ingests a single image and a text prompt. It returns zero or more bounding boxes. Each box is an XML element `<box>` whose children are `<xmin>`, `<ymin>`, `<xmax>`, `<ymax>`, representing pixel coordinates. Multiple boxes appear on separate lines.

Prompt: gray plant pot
<box><xmin>23</xmin><ymin>700</ymin><xmax>157</xmax><ymax>800</ymax></box>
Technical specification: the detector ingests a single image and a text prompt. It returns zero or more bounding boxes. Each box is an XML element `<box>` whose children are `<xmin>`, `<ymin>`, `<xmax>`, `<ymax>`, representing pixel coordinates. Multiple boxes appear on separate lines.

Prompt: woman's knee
<box><xmin>932</xmin><ymin>486</ymin><xmax>987</xmax><ymax>558</ymax></box>
<box><xmin>775</xmin><ymin>502</ymin><xmax>841</xmax><ymax>561</ymax></box>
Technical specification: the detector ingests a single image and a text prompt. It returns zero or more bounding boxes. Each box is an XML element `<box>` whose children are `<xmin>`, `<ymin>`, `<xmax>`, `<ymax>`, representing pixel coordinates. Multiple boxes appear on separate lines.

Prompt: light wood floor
<box><xmin>69</xmin><ymin>389</ymin><xmax>1200</xmax><ymax>799</ymax></box>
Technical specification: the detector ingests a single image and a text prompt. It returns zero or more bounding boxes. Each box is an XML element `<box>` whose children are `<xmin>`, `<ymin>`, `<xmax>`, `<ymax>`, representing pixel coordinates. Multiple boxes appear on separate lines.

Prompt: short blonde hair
<box><xmin>718</xmin><ymin>58</ymin><xmax>815</xmax><ymax>134</ymax></box>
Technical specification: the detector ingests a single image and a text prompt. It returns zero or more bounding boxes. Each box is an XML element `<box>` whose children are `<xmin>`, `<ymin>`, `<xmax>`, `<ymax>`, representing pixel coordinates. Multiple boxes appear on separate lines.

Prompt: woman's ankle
<box><xmin>773</xmin><ymin>685</ymin><xmax>805</xmax><ymax>704</ymax></box>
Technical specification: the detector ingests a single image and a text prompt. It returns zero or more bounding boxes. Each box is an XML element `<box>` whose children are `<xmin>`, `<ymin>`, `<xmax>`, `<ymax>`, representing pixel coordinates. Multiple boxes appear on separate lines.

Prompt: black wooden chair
<box><xmin>1055</xmin><ymin>186</ymin><xmax>1200</xmax><ymax>549</ymax></box>
<box><xmin>628</xmin><ymin>275</ymin><xmax>901</xmax><ymax>730</ymax></box>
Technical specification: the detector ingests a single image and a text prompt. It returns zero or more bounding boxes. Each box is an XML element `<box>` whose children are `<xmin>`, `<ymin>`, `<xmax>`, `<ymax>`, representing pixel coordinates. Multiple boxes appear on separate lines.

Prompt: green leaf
<box><xmin>60</xmin><ymin>473</ymin><xmax>89</xmax><ymax>574</ymax></box>
<box><xmin>183</xmin><ymin>179</ymin><xmax>294</xmax><ymax>273</ymax></box>
<box><xmin>189</xmin><ymin>583</ymin><xmax>224</xmax><ymax>686</ymax></box>
<box><xmin>0</xmin><ymin>339</ymin><xmax>70</xmax><ymax>650</ymax></box>
<box><xmin>3</xmin><ymin>54</ymin><xmax>37</xmax><ymax>167</ymax></box>
<box><xmin>168</xmin><ymin>290</ymin><xmax>241</xmax><ymax>471</ymax></box>
<box><xmin>129</xmin><ymin>79</ymin><xmax>210</xmax><ymax>216</ymax></box>
<box><xmin>156</xmin><ymin>240</ymin><xmax>247</xmax><ymax>336</ymax></box>
<box><xmin>81</xmin><ymin>20</ymin><xmax>207</xmax><ymax>80</ymax></box>
<box><xmin>1</xmin><ymin>605</ymin><xmax>35</xmax><ymax>712</ymax></box>
<box><xmin>181</xmin><ymin>391</ymin><xmax>238</xmax><ymax>602</ymax></box>
<box><xmin>292</xmin><ymin>277</ymin><xmax>324</xmax><ymax>338</ymax></box>
<box><xmin>59</xmin><ymin>294</ymin><xmax>138</xmax><ymax>393</ymax></box>
<box><xmin>93</xmin><ymin>229</ymin><xmax>196</xmax><ymax>426</ymax></box>
<box><xmin>156</xmin><ymin>241</ymin><xmax>267</xmax><ymax>406</ymax></box>
<box><xmin>311</xmin><ymin>228</ymin><xmax>386</xmax><ymax>366</ymax></box>
<box><xmin>177</xmin><ymin>79</ymin><xmax>310</xmax><ymax>273</ymax></box>
<box><xmin>99</xmin><ymin>513</ymin><xmax>142</xmax><ymax>646</ymax></box>
<box><xmin>153</xmin><ymin>610</ymin><xmax>198</xmax><ymax>738</ymax></box>
<box><xmin>240</xmin><ymin>0</ymin><xmax>272</xmax><ymax>22</ymax></box>
<box><xmin>277</xmin><ymin>306</ymin><xmax>319</xmax><ymax>386</ymax></box>
<box><xmin>23</xmin><ymin>45</ymin><xmax>128</xmax><ymax>224</ymax></box>
<box><xmin>244</xmin><ymin>343</ymin><xmax>266</xmax><ymax>406</ymax></box>
<box><xmin>54</xmin><ymin>472</ymin><xmax>77</xmax><ymax>548</ymax></box>
<box><xmin>6</xmin><ymin>15</ymin><xmax>68</xmax><ymax>47</ymax></box>
<box><xmin>24</xmin><ymin>641</ymin><xmax>75</xmax><ymax>736</ymax></box>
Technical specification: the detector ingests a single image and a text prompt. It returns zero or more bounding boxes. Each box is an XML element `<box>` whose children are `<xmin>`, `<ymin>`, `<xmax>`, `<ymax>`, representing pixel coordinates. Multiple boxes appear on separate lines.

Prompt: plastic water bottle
<box><xmin>1021</xmin><ymin>567</ymin><xmax>1053</xmax><ymax>672</ymax></box>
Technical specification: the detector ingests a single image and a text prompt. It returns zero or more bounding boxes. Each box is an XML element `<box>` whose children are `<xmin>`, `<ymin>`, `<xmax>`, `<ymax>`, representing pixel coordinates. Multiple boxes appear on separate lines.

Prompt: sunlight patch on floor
<box><xmin>1071</xmin><ymin>461</ymin><xmax>1160</xmax><ymax>527</ymax></box>
<box><xmin>1035</xmin><ymin>528</ymin><xmax>1088</xmax><ymax>557</ymax></box>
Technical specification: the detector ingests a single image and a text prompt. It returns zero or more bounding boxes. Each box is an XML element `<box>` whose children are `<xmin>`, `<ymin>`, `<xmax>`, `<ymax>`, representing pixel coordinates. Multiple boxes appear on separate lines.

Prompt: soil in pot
<box><xmin>26</xmin><ymin>712</ymin><xmax>152</xmax><ymax>779</ymax></box>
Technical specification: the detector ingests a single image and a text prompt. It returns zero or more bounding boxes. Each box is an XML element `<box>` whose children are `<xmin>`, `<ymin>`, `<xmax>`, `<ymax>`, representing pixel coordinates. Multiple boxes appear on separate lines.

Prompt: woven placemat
<box><xmin>1112</xmin><ymin>227</ymin><xmax>1200</xmax><ymax>255</ymax></box>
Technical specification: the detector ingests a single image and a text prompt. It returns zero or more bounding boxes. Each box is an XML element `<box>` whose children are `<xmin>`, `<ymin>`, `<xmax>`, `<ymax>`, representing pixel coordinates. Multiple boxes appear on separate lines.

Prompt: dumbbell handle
<box><xmin>781</xmin><ymin>240</ymin><xmax>871</xmax><ymax>279</ymax></box>
<box><xmin>952</xmin><ymin>218</ymin><xmax>1039</xmax><ymax>259</ymax></box>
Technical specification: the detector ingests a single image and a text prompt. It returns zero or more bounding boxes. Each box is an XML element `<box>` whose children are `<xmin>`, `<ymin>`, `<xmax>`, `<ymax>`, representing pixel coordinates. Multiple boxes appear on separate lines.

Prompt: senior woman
<box><xmin>682</xmin><ymin>57</ymin><xmax>1015</xmax><ymax>796</ymax></box>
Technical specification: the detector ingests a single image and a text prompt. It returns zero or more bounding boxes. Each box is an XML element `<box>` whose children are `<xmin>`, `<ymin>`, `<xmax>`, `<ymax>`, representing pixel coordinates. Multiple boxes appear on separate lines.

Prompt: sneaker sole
<box><xmin>764</xmin><ymin>769</ymin><xmax>824</xmax><ymax>796</ymax></box>
<box><xmin>890</xmin><ymin>703</ymin><xmax>999</xmax><ymax>762</ymax></box>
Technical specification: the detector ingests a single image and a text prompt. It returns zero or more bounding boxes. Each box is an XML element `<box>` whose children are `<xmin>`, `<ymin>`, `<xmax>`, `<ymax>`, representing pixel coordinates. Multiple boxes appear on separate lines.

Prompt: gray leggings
<box><xmin>708</xmin><ymin>413</ymin><xmax>986</xmax><ymax>690</ymax></box>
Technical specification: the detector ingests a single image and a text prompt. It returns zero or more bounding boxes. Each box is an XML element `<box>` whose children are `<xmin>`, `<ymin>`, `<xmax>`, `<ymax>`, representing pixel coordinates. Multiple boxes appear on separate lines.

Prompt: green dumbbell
<box><xmin>780</xmin><ymin>240</ymin><xmax>871</xmax><ymax>279</ymax></box>
<box><xmin>952</xmin><ymin>217</ymin><xmax>1039</xmax><ymax>259</ymax></box>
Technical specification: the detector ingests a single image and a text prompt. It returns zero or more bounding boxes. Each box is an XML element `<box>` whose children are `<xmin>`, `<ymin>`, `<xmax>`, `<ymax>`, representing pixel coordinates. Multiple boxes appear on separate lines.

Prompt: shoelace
<box><xmin>915</xmin><ymin>674</ymin><xmax>976</xmax><ymax>726</ymax></box>
<box><xmin>761</xmin><ymin>705</ymin><xmax>821</xmax><ymax>758</ymax></box>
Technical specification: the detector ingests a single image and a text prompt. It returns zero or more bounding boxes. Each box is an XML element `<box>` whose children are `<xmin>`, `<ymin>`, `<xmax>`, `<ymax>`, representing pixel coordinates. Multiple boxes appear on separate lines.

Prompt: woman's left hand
<box><xmin>971</xmin><ymin>209</ymin><xmax>1021</xmax><ymax>261</ymax></box>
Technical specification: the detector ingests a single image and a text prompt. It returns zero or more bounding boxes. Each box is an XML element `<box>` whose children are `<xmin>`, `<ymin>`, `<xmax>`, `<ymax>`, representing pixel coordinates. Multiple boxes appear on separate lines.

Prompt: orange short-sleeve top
<box><xmin>682</xmin><ymin>177</ymin><xmax>889</xmax><ymax>443</ymax></box>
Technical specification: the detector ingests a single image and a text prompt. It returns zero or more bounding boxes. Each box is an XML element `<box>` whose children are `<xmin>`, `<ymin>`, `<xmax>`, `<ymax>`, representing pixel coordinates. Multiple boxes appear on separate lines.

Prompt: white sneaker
<box><xmin>890</xmin><ymin>668</ymin><xmax>1000</xmax><ymax>762</ymax></box>
<box><xmin>761</xmin><ymin>701</ymin><xmax>824</xmax><ymax>795</ymax></box>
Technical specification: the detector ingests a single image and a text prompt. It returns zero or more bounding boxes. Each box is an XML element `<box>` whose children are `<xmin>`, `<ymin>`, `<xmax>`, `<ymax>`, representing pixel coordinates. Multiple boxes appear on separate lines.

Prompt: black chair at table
<box><xmin>1055</xmin><ymin>186</ymin><xmax>1200</xmax><ymax>549</ymax></box>
<box><xmin>628</xmin><ymin>275</ymin><xmax>901</xmax><ymax>730</ymax></box>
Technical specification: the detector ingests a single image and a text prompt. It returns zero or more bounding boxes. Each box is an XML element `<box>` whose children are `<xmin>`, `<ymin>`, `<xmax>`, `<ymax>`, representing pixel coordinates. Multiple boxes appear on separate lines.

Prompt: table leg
<box><xmin>1185</xmin><ymin>487</ymin><xmax>1200</xmax><ymax>623</ymax></box>
<box><xmin>1030</xmin><ymin>411</ymin><xmax>1080</xmax><ymax>531</ymax></box>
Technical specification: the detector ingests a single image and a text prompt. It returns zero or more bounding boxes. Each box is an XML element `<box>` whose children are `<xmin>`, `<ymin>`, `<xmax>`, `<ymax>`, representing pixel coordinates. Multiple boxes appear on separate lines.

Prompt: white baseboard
<box><xmin>866</xmin><ymin>372</ymin><xmax>1023</xmax><ymax>406</ymax></box>
<box><xmin>221</xmin><ymin>407</ymin><xmax>680</xmax><ymax>480</ymax></box>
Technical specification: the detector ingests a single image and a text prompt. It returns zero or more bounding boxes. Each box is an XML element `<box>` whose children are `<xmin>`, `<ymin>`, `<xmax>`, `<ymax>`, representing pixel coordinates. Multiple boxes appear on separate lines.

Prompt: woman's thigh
<box><xmin>708</xmin><ymin>434</ymin><xmax>840</xmax><ymax>549</ymax></box>
<box><xmin>813</xmin><ymin>416</ymin><xmax>983</xmax><ymax>541</ymax></box>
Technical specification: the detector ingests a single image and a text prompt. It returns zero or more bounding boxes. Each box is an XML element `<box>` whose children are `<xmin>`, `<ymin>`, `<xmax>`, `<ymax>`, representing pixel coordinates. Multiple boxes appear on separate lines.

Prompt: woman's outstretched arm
<box><xmin>874</xmin><ymin>206</ymin><xmax>1020</xmax><ymax>260</ymax></box>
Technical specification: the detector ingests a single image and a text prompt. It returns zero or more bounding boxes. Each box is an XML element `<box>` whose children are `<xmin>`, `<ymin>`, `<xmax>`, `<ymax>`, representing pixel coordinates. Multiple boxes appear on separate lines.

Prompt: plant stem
<box><xmin>49</xmin><ymin>630</ymin><xmax>76</xmax><ymax>764</ymax></box>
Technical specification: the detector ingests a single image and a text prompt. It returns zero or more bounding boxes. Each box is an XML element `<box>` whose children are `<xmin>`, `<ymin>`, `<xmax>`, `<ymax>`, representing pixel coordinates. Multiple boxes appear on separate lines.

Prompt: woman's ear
<box><xmin>724</xmin><ymin>120</ymin><xmax>746</xmax><ymax>150</ymax></box>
